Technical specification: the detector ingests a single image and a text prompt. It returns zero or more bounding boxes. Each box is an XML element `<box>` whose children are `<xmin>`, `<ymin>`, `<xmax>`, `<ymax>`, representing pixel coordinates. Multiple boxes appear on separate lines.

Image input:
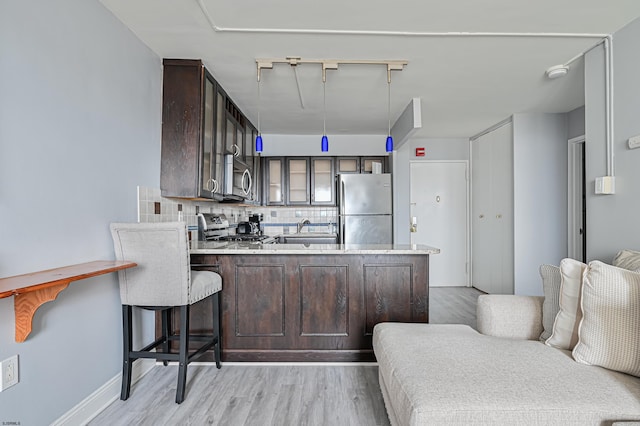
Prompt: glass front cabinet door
<box><xmin>336</xmin><ymin>157</ymin><xmax>360</xmax><ymax>174</ymax></box>
<box><xmin>264</xmin><ymin>157</ymin><xmax>285</xmax><ymax>205</ymax></box>
<box><xmin>286</xmin><ymin>158</ymin><xmax>310</xmax><ymax>205</ymax></box>
<box><xmin>311</xmin><ymin>157</ymin><xmax>335</xmax><ymax>205</ymax></box>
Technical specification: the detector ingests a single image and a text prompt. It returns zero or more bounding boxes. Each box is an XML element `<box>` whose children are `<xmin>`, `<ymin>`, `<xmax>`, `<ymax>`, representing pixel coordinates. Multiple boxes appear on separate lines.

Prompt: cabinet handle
<box><xmin>233</xmin><ymin>144</ymin><xmax>240</xmax><ymax>157</ymax></box>
<box><xmin>212</xmin><ymin>179</ymin><xmax>218</xmax><ymax>194</ymax></box>
<box><xmin>496</xmin><ymin>214</ymin><xmax>502</xmax><ymax>219</ymax></box>
<box><xmin>479</xmin><ymin>214</ymin><xmax>484</xmax><ymax>219</ymax></box>
<box><xmin>242</xmin><ymin>169</ymin><xmax>251</xmax><ymax>196</ymax></box>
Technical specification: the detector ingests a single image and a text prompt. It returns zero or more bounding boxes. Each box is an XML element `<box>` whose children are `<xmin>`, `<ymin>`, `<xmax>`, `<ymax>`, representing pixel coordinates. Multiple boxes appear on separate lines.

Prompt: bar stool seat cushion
<box><xmin>190</xmin><ymin>270</ymin><xmax>222</xmax><ymax>304</ymax></box>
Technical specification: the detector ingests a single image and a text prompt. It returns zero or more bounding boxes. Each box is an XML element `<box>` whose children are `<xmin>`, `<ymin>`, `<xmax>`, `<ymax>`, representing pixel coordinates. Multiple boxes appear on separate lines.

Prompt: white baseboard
<box><xmin>51</xmin><ymin>359</ymin><xmax>155</xmax><ymax>426</ymax></box>
<box><xmin>209</xmin><ymin>361</ymin><xmax>379</xmax><ymax>367</ymax></box>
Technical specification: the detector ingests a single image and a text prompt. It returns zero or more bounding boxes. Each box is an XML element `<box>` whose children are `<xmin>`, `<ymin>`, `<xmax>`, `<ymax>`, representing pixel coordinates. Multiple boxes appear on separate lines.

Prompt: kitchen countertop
<box><xmin>276</xmin><ymin>232</ymin><xmax>338</xmax><ymax>238</ymax></box>
<box><xmin>190</xmin><ymin>241</ymin><xmax>440</xmax><ymax>255</ymax></box>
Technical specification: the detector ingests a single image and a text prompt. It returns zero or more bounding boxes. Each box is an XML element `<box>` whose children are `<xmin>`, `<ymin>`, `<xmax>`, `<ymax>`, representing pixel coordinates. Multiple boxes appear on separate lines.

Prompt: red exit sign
<box><xmin>415</xmin><ymin>147</ymin><xmax>425</xmax><ymax>157</ymax></box>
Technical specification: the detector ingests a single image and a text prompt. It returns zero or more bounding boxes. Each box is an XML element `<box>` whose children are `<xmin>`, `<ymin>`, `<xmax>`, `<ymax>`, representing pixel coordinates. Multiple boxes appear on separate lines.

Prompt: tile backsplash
<box><xmin>137</xmin><ymin>186</ymin><xmax>246</xmax><ymax>229</ymax></box>
<box><xmin>137</xmin><ymin>186</ymin><xmax>337</xmax><ymax>237</ymax></box>
<box><xmin>250</xmin><ymin>206</ymin><xmax>337</xmax><ymax>236</ymax></box>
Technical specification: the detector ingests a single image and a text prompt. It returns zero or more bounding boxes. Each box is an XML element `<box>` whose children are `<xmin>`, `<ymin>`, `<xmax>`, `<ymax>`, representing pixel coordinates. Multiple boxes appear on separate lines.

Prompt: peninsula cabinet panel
<box><xmin>364</xmin><ymin>264</ymin><xmax>415</xmax><ymax>335</ymax></box>
<box><xmin>299</xmin><ymin>265</ymin><xmax>349</xmax><ymax>337</ymax></box>
<box><xmin>235</xmin><ymin>264</ymin><xmax>285</xmax><ymax>337</ymax></box>
<box><xmin>186</xmin><ymin>253</ymin><xmax>430</xmax><ymax>362</ymax></box>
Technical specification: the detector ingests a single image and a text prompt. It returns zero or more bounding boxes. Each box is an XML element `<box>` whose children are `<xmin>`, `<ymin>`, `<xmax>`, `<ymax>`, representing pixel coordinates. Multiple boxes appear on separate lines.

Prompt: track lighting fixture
<box><xmin>254</xmin><ymin>57</ymin><xmax>407</xmax><ymax>153</ymax></box>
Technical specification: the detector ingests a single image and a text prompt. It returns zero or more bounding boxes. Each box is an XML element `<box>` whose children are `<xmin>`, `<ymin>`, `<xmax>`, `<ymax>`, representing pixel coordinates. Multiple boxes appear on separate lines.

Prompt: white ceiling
<box><xmin>100</xmin><ymin>0</ymin><xmax>640</xmax><ymax>138</ymax></box>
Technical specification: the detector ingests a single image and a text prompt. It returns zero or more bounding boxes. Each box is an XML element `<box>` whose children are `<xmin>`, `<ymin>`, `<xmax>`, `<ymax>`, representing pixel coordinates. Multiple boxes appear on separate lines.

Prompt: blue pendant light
<box><xmin>321</xmin><ymin>135</ymin><xmax>329</xmax><ymax>152</ymax></box>
<box><xmin>386</xmin><ymin>71</ymin><xmax>393</xmax><ymax>153</ymax></box>
<box><xmin>321</xmin><ymin>75</ymin><xmax>329</xmax><ymax>152</ymax></box>
<box><xmin>255</xmin><ymin>68</ymin><xmax>264</xmax><ymax>152</ymax></box>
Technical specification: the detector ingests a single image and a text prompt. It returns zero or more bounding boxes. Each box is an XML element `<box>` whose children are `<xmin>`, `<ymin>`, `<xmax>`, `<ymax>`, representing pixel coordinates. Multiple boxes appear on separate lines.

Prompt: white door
<box><xmin>471</xmin><ymin>122</ymin><xmax>514</xmax><ymax>294</ymax></box>
<box><xmin>410</xmin><ymin>161</ymin><xmax>469</xmax><ymax>287</ymax></box>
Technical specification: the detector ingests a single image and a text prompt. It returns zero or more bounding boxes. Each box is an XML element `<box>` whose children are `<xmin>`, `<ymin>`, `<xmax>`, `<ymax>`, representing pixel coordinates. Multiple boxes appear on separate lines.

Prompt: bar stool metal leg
<box><xmin>212</xmin><ymin>292</ymin><xmax>221</xmax><ymax>369</ymax></box>
<box><xmin>121</xmin><ymin>305</ymin><xmax>133</xmax><ymax>400</ymax></box>
<box><xmin>161</xmin><ymin>308</ymin><xmax>171</xmax><ymax>366</ymax></box>
<box><xmin>175</xmin><ymin>305</ymin><xmax>190</xmax><ymax>404</ymax></box>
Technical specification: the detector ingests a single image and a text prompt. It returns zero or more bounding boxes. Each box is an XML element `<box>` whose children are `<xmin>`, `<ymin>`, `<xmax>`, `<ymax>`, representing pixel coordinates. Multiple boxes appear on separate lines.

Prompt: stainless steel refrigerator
<box><xmin>337</xmin><ymin>173</ymin><xmax>393</xmax><ymax>244</ymax></box>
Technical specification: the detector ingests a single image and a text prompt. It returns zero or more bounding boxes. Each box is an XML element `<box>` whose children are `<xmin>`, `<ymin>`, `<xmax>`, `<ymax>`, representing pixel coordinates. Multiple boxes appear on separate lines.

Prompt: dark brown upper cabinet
<box><xmin>160</xmin><ymin>59</ymin><xmax>223</xmax><ymax>199</ymax></box>
<box><xmin>160</xmin><ymin>59</ymin><xmax>258</xmax><ymax>201</ymax></box>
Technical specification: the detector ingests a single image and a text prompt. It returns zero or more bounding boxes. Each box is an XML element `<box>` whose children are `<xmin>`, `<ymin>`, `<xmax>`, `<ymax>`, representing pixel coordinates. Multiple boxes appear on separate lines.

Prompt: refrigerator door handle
<box><xmin>340</xmin><ymin>217</ymin><xmax>345</xmax><ymax>244</ymax></box>
<box><xmin>339</xmin><ymin>180</ymin><xmax>345</xmax><ymax>215</ymax></box>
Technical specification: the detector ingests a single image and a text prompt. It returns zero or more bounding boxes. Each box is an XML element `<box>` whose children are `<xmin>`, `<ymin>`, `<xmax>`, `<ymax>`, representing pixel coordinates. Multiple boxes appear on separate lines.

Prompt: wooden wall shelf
<box><xmin>0</xmin><ymin>260</ymin><xmax>137</xmax><ymax>342</ymax></box>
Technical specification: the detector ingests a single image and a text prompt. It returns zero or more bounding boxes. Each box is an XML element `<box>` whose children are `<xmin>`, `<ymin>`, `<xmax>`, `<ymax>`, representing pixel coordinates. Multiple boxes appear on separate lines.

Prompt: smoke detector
<box><xmin>546</xmin><ymin>65</ymin><xmax>569</xmax><ymax>79</ymax></box>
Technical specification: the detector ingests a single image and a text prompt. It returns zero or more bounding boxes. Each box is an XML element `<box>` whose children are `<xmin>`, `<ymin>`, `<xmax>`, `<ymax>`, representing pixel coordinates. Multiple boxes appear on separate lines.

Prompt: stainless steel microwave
<box><xmin>224</xmin><ymin>154</ymin><xmax>252</xmax><ymax>201</ymax></box>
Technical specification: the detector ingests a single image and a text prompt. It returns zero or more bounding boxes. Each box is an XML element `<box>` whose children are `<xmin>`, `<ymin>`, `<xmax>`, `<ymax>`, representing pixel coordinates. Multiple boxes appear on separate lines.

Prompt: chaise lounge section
<box><xmin>373</xmin><ymin>252</ymin><xmax>640</xmax><ymax>425</ymax></box>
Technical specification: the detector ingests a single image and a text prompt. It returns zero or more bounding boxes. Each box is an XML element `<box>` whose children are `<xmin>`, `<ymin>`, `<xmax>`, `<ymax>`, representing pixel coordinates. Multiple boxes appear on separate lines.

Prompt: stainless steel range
<box><xmin>197</xmin><ymin>213</ymin><xmax>276</xmax><ymax>244</ymax></box>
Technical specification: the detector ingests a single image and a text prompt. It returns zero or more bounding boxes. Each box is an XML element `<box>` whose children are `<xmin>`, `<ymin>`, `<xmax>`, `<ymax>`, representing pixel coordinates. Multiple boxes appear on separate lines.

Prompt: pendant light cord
<box><xmin>323</xmin><ymin>78</ymin><xmax>327</xmax><ymax>135</ymax></box>
<box><xmin>387</xmin><ymin>78</ymin><xmax>391</xmax><ymax>136</ymax></box>
<box><xmin>257</xmin><ymin>78</ymin><xmax>261</xmax><ymax>135</ymax></box>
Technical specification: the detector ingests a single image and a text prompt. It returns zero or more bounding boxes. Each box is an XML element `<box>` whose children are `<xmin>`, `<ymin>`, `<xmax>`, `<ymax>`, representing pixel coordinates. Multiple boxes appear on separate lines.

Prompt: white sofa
<box><xmin>373</xmin><ymin>293</ymin><xmax>640</xmax><ymax>425</ymax></box>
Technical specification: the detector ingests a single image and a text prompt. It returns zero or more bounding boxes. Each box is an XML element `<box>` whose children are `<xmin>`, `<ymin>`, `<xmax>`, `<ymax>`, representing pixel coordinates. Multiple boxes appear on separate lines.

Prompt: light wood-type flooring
<box><xmin>89</xmin><ymin>286</ymin><xmax>483</xmax><ymax>426</ymax></box>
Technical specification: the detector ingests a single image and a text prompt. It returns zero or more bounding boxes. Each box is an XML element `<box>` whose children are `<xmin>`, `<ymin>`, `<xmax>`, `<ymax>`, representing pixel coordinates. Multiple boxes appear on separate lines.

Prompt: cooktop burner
<box><xmin>198</xmin><ymin>213</ymin><xmax>275</xmax><ymax>244</ymax></box>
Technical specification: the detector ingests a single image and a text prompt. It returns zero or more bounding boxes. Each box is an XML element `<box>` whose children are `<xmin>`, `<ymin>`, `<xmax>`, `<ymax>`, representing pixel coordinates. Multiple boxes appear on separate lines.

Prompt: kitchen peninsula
<box><xmin>184</xmin><ymin>242</ymin><xmax>439</xmax><ymax>362</ymax></box>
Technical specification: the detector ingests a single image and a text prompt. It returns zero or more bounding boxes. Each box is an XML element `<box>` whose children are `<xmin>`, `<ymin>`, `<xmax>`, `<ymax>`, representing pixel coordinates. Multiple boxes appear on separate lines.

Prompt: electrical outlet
<box><xmin>1</xmin><ymin>355</ymin><xmax>19</xmax><ymax>391</ymax></box>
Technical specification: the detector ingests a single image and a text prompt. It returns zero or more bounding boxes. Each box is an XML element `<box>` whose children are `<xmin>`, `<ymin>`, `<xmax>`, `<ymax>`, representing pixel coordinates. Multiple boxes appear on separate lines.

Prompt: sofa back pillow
<box><xmin>545</xmin><ymin>258</ymin><xmax>587</xmax><ymax>350</ymax></box>
<box><xmin>612</xmin><ymin>249</ymin><xmax>640</xmax><ymax>272</ymax></box>
<box><xmin>573</xmin><ymin>261</ymin><xmax>640</xmax><ymax>377</ymax></box>
<box><xmin>539</xmin><ymin>264</ymin><xmax>561</xmax><ymax>341</ymax></box>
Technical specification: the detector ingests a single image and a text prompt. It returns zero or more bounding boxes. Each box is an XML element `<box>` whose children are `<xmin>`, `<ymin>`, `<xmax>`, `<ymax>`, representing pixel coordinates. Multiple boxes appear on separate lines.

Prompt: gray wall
<box><xmin>512</xmin><ymin>113</ymin><xmax>568</xmax><ymax>295</ymax></box>
<box><xmin>585</xmin><ymin>18</ymin><xmax>640</xmax><ymax>261</ymax></box>
<box><xmin>0</xmin><ymin>0</ymin><xmax>161</xmax><ymax>423</ymax></box>
<box><xmin>568</xmin><ymin>106</ymin><xmax>586</xmax><ymax>140</ymax></box>
<box><xmin>393</xmin><ymin>138</ymin><xmax>469</xmax><ymax>244</ymax></box>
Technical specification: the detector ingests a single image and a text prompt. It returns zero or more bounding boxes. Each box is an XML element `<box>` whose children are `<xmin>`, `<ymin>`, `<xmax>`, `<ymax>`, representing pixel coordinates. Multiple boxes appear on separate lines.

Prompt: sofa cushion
<box><xmin>613</xmin><ymin>249</ymin><xmax>640</xmax><ymax>272</ymax></box>
<box><xmin>539</xmin><ymin>264</ymin><xmax>561</xmax><ymax>341</ymax></box>
<box><xmin>573</xmin><ymin>261</ymin><xmax>640</xmax><ymax>377</ymax></box>
<box><xmin>477</xmin><ymin>295</ymin><xmax>543</xmax><ymax>340</ymax></box>
<box><xmin>546</xmin><ymin>258</ymin><xmax>586</xmax><ymax>350</ymax></box>
<box><xmin>373</xmin><ymin>322</ymin><xmax>640</xmax><ymax>425</ymax></box>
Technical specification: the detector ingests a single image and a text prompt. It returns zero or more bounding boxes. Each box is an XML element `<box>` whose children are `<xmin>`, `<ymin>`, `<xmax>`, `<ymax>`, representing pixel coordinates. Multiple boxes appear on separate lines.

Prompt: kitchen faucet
<box><xmin>297</xmin><ymin>218</ymin><xmax>311</xmax><ymax>233</ymax></box>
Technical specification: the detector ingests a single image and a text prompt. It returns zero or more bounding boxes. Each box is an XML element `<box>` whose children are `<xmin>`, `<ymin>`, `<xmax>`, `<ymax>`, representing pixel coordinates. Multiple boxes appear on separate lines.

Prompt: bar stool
<box><xmin>110</xmin><ymin>221</ymin><xmax>221</xmax><ymax>404</ymax></box>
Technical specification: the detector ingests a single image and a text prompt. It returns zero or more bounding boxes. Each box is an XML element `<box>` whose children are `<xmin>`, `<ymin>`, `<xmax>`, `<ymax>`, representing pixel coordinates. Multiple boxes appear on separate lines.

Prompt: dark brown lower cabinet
<box><xmin>165</xmin><ymin>253</ymin><xmax>429</xmax><ymax>362</ymax></box>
